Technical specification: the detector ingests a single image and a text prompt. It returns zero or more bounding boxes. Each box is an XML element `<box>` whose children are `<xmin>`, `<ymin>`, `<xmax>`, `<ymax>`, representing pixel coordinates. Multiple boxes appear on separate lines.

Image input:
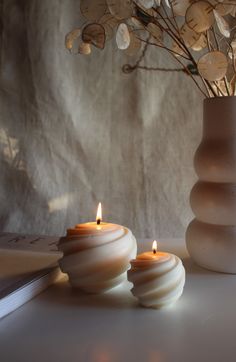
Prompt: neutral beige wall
<box><xmin>0</xmin><ymin>0</ymin><xmax>203</xmax><ymax>238</ymax></box>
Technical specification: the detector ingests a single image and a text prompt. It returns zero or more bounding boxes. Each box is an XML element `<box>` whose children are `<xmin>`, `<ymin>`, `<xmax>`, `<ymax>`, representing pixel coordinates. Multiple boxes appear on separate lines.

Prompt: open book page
<box><xmin>0</xmin><ymin>232</ymin><xmax>63</xmax><ymax>277</ymax></box>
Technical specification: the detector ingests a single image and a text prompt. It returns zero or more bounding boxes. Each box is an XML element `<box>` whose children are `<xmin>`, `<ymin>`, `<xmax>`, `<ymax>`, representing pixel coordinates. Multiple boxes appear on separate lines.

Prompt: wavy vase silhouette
<box><xmin>186</xmin><ymin>97</ymin><xmax>236</xmax><ymax>273</ymax></box>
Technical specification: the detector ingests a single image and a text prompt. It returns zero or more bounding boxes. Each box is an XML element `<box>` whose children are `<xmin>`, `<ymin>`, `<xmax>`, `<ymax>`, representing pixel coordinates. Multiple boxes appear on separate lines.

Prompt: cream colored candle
<box><xmin>58</xmin><ymin>203</ymin><xmax>137</xmax><ymax>294</ymax></box>
<box><xmin>128</xmin><ymin>241</ymin><xmax>185</xmax><ymax>309</ymax></box>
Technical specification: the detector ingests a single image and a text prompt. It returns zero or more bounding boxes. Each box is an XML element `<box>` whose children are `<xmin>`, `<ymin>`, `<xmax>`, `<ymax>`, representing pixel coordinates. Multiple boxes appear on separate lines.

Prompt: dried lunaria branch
<box><xmin>65</xmin><ymin>0</ymin><xmax>236</xmax><ymax>98</ymax></box>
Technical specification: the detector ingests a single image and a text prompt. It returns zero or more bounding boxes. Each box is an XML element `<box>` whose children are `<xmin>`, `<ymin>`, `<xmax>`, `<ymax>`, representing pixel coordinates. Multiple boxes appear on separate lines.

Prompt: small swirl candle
<box><xmin>128</xmin><ymin>241</ymin><xmax>185</xmax><ymax>309</ymax></box>
<box><xmin>58</xmin><ymin>203</ymin><xmax>137</xmax><ymax>294</ymax></box>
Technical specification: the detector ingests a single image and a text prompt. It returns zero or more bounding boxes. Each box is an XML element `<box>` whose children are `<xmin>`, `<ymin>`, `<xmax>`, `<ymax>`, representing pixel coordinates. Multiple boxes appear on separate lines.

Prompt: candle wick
<box><xmin>153</xmin><ymin>249</ymin><xmax>156</xmax><ymax>254</ymax></box>
<box><xmin>97</xmin><ymin>219</ymin><xmax>101</xmax><ymax>225</ymax></box>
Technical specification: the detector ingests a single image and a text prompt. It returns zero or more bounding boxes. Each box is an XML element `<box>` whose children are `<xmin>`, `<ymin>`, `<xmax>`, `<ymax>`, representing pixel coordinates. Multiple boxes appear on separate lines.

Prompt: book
<box><xmin>0</xmin><ymin>232</ymin><xmax>62</xmax><ymax>277</ymax></box>
<box><xmin>0</xmin><ymin>267</ymin><xmax>61</xmax><ymax>319</ymax></box>
<box><xmin>0</xmin><ymin>232</ymin><xmax>63</xmax><ymax>319</ymax></box>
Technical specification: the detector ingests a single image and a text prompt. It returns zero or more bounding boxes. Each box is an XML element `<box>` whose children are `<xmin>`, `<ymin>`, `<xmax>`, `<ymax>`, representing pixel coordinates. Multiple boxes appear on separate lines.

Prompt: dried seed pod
<box><xmin>147</xmin><ymin>23</ymin><xmax>163</xmax><ymax>45</ymax></box>
<box><xmin>164</xmin><ymin>0</ymin><xmax>171</xmax><ymax>8</ymax></box>
<box><xmin>82</xmin><ymin>23</ymin><xmax>106</xmax><ymax>49</ymax></box>
<box><xmin>215</xmin><ymin>2</ymin><xmax>234</xmax><ymax>16</ymax></box>
<box><xmin>198</xmin><ymin>51</ymin><xmax>228</xmax><ymax>81</ymax></box>
<box><xmin>172</xmin><ymin>40</ymin><xmax>184</xmax><ymax>57</ymax></box>
<box><xmin>80</xmin><ymin>0</ymin><xmax>107</xmax><ymax>21</ymax></box>
<box><xmin>136</xmin><ymin>0</ymin><xmax>154</xmax><ymax>9</ymax></box>
<box><xmin>130</xmin><ymin>16</ymin><xmax>143</xmax><ymax>27</ymax></box>
<box><xmin>228</xmin><ymin>39</ymin><xmax>236</xmax><ymax>60</ymax></box>
<box><xmin>124</xmin><ymin>33</ymin><xmax>141</xmax><ymax>56</ymax></box>
<box><xmin>99</xmin><ymin>14</ymin><xmax>119</xmax><ymax>40</ymax></box>
<box><xmin>230</xmin><ymin>74</ymin><xmax>236</xmax><ymax>95</ymax></box>
<box><xmin>180</xmin><ymin>23</ymin><xmax>200</xmax><ymax>48</ymax></box>
<box><xmin>213</xmin><ymin>9</ymin><xmax>230</xmax><ymax>38</ymax></box>
<box><xmin>191</xmin><ymin>33</ymin><xmax>207</xmax><ymax>51</ymax></box>
<box><xmin>230</xmin><ymin>5</ymin><xmax>236</xmax><ymax>17</ymax></box>
<box><xmin>154</xmin><ymin>0</ymin><xmax>161</xmax><ymax>6</ymax></box>
<box><xmin>65</xmin><ymin>28</ymin><xmax>81</xmax><ymax>51</ymax></box>
<box><xmin>185</xmin><ymin>1</ymin><xmax>214</xmax><ymax>33</ymax></box>
<box><xmin>171</xmin><ymin>0</ymin><xmax>195</xmax><ymax>16</ymax></box>
<box><xmin>116</xmin><ymin>23</ymin><xmax>131</xmax><ymax>49</ymax></box>
<box><xmin>107</xmin><ymin>0</ymin><xmax>134</xmax><ymax>20</ymax></box>
<box><xmin>79</xmin><ymin>42</ymin><xmax>91</xmax><ymax>55</ymax></box>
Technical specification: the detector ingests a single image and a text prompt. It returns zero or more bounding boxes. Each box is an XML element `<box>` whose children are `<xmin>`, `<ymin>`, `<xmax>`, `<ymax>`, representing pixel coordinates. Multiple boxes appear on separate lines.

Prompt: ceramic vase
<box><xmin>186</xmin><ymin>96</ymin><xmax>236</xmax><ymax>273</ymax></box>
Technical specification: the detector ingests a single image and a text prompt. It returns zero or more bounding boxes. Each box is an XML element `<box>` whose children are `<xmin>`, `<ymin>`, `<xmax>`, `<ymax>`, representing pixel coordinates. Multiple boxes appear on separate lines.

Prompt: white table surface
<box><xmin>1</xmin><ymin>238</ymin><xmax>236</xmax><ymax>362</ymax></box>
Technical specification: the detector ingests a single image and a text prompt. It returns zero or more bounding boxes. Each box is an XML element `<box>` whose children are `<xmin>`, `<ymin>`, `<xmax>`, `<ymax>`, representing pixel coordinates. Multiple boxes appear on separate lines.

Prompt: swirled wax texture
<box><xmin>128</xmin><ymin>252</ymin><xmax>185</xmax><ymax>309</ymax></box>
<box><xmin>58</xmin><ymin>222</ymin><xmax>137</xmax><ymax>293</ymax></box>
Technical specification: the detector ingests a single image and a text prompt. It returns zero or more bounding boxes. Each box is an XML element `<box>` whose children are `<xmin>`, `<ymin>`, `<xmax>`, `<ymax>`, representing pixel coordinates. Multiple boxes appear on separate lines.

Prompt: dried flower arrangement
<box><xmin>65</xmin><ymin>1</ymin><xmax>236</xmax><ymax>98</ymax></box>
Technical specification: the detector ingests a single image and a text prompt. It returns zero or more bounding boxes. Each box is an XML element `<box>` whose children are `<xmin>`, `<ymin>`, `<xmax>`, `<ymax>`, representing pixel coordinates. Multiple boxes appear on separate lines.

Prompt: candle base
<box><xmin>128</xmin><ymin>254</ymin><xmax>185</xmax><ymax>309</ymax></box>
<box><xmin>58</xmin><ymin>225</ymin><xmax>137</xmax><ymax>294</ymax></box>
<box><xmin>69</xmin><ymin>273</ymin><xmax>126</xmax><ymax>294</ymax></box>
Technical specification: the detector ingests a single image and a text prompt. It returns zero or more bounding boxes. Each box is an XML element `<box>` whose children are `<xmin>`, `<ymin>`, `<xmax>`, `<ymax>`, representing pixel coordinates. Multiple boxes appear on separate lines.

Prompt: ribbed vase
<box><xmin>186</xmin><ymin>96</ymin><xmax>236</xmax><ymax>273</ymax></box>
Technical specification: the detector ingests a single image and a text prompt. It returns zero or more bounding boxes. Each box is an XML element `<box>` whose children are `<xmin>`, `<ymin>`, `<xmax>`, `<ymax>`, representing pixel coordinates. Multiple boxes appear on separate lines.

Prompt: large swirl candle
<box><xmin>128</xmin><ymin>241</ymin><xmax>185</xmax><ymax>309</ymax></box>
<box><xmin>58</xmin><ymin>203</ymin><xmax>137</xmax><ymax>294</ymax></box>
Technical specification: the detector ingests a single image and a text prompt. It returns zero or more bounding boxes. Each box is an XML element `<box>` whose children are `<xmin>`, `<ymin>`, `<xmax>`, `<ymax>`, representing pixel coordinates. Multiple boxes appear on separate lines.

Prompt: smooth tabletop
<box><xmin>1</xmin><ymin>239</ymin><xmax>236</xmax><ymax>362</ymax></box>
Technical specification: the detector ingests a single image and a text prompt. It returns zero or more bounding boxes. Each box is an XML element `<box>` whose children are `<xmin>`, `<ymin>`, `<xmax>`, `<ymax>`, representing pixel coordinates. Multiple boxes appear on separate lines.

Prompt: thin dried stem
<box><xmin>154</xmin><ymin>8</ymin><xmax>188</xmax><ymax>56</ymax></box>
<box><xmin>161</xmin><ymin>3</ymin><xmax>179</xmax><ymax>34</ymax></box>
<box><xmin>136</xmin><ymin>5</ymin><xmax>217</xmax><ymax>97</ymax></box>
<box><xmin>74</xmin><ymin>1</ymin><xmax>236</xmax><ymax>98</ymax></box>
<box><xmin>202</xmin><ymin>78</ymin><xmax>212</xmax><ymax>97</ymax></box>
<box><xmin>169</xmin><ymin>2</ymin><xmax>181</xmax><ymax>39</ymax></box>
<box><xmin>206</xmin><ymin>30</ymin><xmax>213</xmax><ymax>51</ymax></box>
<box><xmin>223</xmin><ymin>76</ymin><xmax>231</xmax><ymax>96</ymax></box>
<box><xmin>130</xmin><ymin>64</ymin><xmax>184</xmax><ymax>72</ymax></box>
<box><xmin>211</xmin><ymin>27</ymin><xmax>220</xmax><ymax>51</ymax></box>
<box><xmin>213</xmin><ymin>81</ymin><xmax>226</xmax><ymax>96</ymax></box>
<box><xmin>145</xmin><ymin>42</ymin><xmax>208</xmax><ymax>97</ymax></box>
<box><xmin>138</xmin><ymin>37</ymin><xmax>190</xmax><ymax>60</ymax></box>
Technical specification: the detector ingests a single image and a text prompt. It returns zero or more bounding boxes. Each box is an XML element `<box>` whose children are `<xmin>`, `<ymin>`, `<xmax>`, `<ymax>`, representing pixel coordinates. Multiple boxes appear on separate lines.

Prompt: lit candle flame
<box><xmin>152</xmin><ymin>240</ymin><xmax>157</xmax><ymax>254</ymax></box>
<box><xmin>96</xmin><ymin>202</ymin><xmax>102</xmax><ymax>225</ymax></box>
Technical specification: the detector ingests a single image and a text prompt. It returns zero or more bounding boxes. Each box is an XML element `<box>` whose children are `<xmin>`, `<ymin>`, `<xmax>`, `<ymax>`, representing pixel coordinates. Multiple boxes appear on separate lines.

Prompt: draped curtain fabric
<box><xmin>0</xmin><ymin>0</ymin><xmax>202</xmax><ymax>238</ymax></box>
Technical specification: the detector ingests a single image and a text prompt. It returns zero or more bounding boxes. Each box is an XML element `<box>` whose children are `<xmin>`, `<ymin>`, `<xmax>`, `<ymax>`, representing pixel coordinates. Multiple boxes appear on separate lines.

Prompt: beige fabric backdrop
<box><xmin>0</xmin><ymin>0</ymin><xmax>203</xmax><ymax>238</ymax></box>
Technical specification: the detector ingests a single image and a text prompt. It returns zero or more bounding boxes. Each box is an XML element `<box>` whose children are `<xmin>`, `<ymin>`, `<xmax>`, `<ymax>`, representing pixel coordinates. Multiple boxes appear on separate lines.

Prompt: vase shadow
<box><xmin>182</xmin><ymin>256</ymin><xmax>217</xmax><ymax>275</ymax></box>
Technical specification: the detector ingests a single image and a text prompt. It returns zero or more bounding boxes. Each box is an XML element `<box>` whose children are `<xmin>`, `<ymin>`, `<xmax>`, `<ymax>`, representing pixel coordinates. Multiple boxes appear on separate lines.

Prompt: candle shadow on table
<box><xmin>41</xmin><ymin>280</ymin><xmax>139</xmax><ymax>310</ymax></box>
